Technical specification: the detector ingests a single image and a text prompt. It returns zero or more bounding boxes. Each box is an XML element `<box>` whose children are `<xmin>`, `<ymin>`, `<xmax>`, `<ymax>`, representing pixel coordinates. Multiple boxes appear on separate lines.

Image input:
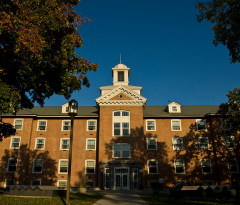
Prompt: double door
<box><xmin>114</xmin><ymin>168</ymin><xmax>129</xmax><ymax>190</ymax></box>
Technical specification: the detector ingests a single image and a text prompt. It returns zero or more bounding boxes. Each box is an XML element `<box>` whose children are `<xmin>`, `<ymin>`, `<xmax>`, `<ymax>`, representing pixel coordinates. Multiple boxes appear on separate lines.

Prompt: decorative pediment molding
<box><xmin>96</xmin><ymin>85</ymin><xmax>147</xmax><ymax>106</ymax></box>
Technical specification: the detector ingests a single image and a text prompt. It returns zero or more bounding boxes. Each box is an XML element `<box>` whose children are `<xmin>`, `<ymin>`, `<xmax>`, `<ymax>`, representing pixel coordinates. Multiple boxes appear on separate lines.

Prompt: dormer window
<box><xmin>168</xmin><ymin>102</ymin><xmax>181</xmax><ymax>113</ymax></box>
<box><xmin>118</xmin><ymin>71</ymin><xmax>124</xmax><ymax>81</ymax></box>
<box><xmin>172</xmin><ymin>106</ymin><xmax>177</xmax><ymax>112</ymax></box>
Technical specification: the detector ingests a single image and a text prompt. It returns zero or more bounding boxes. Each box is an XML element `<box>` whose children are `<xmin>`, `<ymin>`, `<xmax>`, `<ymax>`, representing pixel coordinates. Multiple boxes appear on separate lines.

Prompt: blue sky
<box><xmin>40</xmin><ymin>0</ymin><xmax>240</xmax><ymax>107</ymax></box>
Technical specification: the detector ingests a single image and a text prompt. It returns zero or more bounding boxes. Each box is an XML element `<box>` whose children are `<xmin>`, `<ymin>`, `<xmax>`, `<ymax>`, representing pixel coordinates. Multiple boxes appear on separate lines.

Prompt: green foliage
<box><xmin>196</xmin><ymin>0</ymin><xmax>240</xmax><ymax>63</ymax></box>
<box><xmin>218</xmin><ymin>88</ymin><xmax>240</xmax><ymax>135</ymax></box>
<box><xmin>0</xmin><ymin>0</ymin><xmax>98</xmax><ymax>141</ymax></box>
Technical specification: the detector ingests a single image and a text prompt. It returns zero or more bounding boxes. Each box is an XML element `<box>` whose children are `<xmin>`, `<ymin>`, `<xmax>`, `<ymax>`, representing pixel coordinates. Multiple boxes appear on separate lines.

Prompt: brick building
<box><xmin>1</xmin><ymin>63</ymin><xmax>239</xmax><ymax>190</ymax></box>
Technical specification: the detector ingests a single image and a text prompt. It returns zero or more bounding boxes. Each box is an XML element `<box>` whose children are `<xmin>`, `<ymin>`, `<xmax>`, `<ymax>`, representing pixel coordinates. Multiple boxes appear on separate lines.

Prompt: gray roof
<box><xmin>3</xmin><ymin>105</ymin><xmax>219</xmax><ymax>118</ymax></box>
<box><xmin>143</xmin><ymin>106</ymin><xmax>219</xmax><ymax>117</ymax></box>
<box><xmin>4</xmin><ymin>106</ymin><xmax>99</xmax><ymax>117</ymax></box>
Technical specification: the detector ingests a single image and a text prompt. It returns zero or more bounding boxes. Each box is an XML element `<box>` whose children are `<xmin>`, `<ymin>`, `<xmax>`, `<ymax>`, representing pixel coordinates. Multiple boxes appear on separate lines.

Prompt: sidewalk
<box><xmin>89</xmin><ymin>189</ymin><xmax>170</xmax><ymax>205</ymax></box>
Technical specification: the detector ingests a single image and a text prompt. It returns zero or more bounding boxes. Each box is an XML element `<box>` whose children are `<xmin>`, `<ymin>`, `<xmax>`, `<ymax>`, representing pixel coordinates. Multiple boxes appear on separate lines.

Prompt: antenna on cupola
<box><xmin>120</xmin><ymin>54</ymin><xmax>121</xmax><ymax>64</ymax></box>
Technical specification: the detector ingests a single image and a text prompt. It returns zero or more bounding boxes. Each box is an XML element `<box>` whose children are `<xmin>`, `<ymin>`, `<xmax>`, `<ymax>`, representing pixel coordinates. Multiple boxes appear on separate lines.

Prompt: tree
<box><xmin>196</xmin><ymin>0</ymin><xmax>240</xmax><ymax>63</ymax></box>
<box><xmin>0</xmin><ymin>0</ymin><xmax>98</xmax><ymax>141</ymax></box>
<box><xmin>218</xmin><ymin>88</ymin><xmax>240</xmax><ymax>135</ymax></box>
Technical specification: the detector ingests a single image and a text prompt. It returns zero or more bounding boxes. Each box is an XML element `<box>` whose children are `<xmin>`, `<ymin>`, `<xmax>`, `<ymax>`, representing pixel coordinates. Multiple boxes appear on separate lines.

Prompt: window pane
<box><xmin>60</xmin><ymin>161</ymin><xmax>68</xmax><ymax>166</ymax></box>
<box><xmin>118</xmin><ymin>71</ymin><xmax>124</xmax><ymax>81</ymax></box>
<box><xmin>114</xmin><ymin>123</ymin><xmax>120</xmax><ymax>135</ymax></box>
<box><xmin>88</xmin><ymin>121</ymin><xmax>96</xmax><ymax>130</ymax></box>
<box><xmin>114</xmin><ymin>112</ymin><xmax>121</xmax><ymax>116</ymax></box>
<box><xmin>122</xmin><ymin>111</ymin><xmax>129</xmax><ymax>116</ymax></box>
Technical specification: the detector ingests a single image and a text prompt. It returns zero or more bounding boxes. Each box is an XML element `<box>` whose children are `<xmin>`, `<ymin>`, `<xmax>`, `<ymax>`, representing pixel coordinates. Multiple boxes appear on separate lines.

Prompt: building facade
<box><xmin>1</xmin><ymin>63</ymin><xmax>239</xmax><ymax>189</ymax></box>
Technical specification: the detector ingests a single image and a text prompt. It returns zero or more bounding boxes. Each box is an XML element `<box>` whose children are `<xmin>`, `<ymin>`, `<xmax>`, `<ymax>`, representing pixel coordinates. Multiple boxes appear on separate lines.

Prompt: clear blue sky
<box><xmin>40</xmin><ymin>0</ymin><xmax>240</xmax><ymax>107</ymax></box>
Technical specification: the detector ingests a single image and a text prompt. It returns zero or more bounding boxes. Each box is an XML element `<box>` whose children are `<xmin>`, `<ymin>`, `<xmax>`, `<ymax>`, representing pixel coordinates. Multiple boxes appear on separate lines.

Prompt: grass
<box><xmin>0</xmin><ymin>193</ymin><xmax>104</xmax><ymax>205</ymax></box>
<box><xmin>139</xmin><ymin>193</ymin><xmax>240</xmax><ymax>205</ymax></box>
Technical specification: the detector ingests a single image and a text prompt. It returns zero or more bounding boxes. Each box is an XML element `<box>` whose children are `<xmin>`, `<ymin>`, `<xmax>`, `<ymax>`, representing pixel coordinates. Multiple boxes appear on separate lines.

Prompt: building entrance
<box><xmin>114</xmin><ymin>168</ymin><xmax>129</xmax><ymax>190</ymax></box>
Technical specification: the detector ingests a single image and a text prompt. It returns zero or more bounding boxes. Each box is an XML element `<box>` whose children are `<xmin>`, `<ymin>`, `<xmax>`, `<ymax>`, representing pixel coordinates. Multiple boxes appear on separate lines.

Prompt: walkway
<box><xmin>92</xmin><ymin>190</ymin><xmax>149</xmax><ymax>205</ymax></box>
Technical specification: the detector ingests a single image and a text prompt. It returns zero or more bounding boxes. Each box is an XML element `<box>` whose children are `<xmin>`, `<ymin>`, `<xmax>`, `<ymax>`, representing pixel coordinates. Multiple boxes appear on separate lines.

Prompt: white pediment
<box><xmin>96</xmin><ymin>85</ymin><xmax>147</xmax><ymax>106</ymax></box>
<box><xmin>168</xmin><ymin>102</ymin><xmax>181</xmax><ymax>113</ymax></box>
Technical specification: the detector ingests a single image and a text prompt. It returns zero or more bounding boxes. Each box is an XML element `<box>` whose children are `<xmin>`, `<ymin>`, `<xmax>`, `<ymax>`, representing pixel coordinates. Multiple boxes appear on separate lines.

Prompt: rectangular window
<box><xmin>203</xmin><ymin>180</ymin><xmax>214</xmax><ymax>186</ymax></box>
<box><xmin>86</xmin><ymin>180</ymin><xmax>95</xmax><ymax>188</ymax></box>
<box><xmin>58</xmin><ymin>180</ymin><xmax>67</xmax><ymax>187</ymax></box>
<box><xmin>172</xmin><ymin>106</ymin><xmax>177</xmax><ymax>112</ymax></box>
<box><xmin>31</xmin><ymin>179</ymin><xmax>41</xmax><ymax>186</ymax></box>
<box><xmin>146</xmin><ymin>120</ymin><xmax>156</xmax><ymax>131</ymax></box>
<box><xmin>176</xmin><ymin>180</ymin><xmax>186</xmax><ymax>186</ymax></box>
<box><xmin>224</xmin><ymin>136</ymin><xmax>235</xmax><ymax>149</ymax></box>
<box><xmin>86</xmin><ymin>139</ymin><xmax>96</xmax><ymax>150</ymax></box>
<box><xmin>114</xmin><ymin>123</ymin><xmax>129</xmax><ymax>136</ymax></box>
<box><xmin>14</xmin><ymin>119</ymin><xmax>23</xmax><ymax>130</ymax></box>
<box><xmin>5</xmin><ymin>179</ymin><xmax>15</xmax><ymax>187</ymax></box>
<box><xmin>171</xmin><ymin>120</ymin><xmax>181</xmax><ymax>131</ymax></box>
<box><xmin>10</xmin><ymin>137</ymin><xmax>21</xmax><ymax>149</ymax></box>
<box><xmin>228</xmin><ymin>158</ymin><xmax>239</xmax><ymax>173</ymax></box>
<box><xmin>59</xmin><ymin>159</ymin><xmax>68</xmax><ymax>174</ymax></box>
<box><xmin>114</xmin><ymin>123</ymin><xmax>121</xmax><ymax>135</ymax></box>
<box><xmin>35</xmin><ymin>138</ymin><xmax>45</xmax><ymax>150</ymax></box>
<box><xmin>122</xmin><ymin>123</ymin><xmax>129</xmax><ymax>136</ymax></box>
<box><xmin>37</xmin><ymin>120</ymin><xmax>47</xmax><ymax>131</ymax></box>
<box><xmin>32</xmin><ymin>159</ymin><xmax>43</xmax><ymax>173</ymax></box>
<box><xmin>85</xmin><ymin>160</ymin><xmax>95</xmax><ymax>174</ymax></box>
<box><xmin>60</xmin><ymin>138</ymin><xmax>70</xmax><ymax>150</ymax></box>
<box><xmin>174</xmin><ymin>159</ymin><xmax>185</xmax><ymax>174</ymax></box>
<box><xmin>7</xmin><ymin>159</ymin><xmax>17</xmax><ymax>172</ymax></box>
<box><xmin>196</xmin><ymin>119</ymin><xmax>207</xmax><ymax>131</ymax></box>
<box><xmin>172</xmin><ymin>137</ymin><xmax>183</xmax><ymax>150</ymax></box>
<box><xmin>201</xmin><ymin>159</ymin><xmax>212</xmax><ymax>174</ymax></box>
<box><xmin>113</xmin><ymin>144</ymin><xmax>130</xmax><ymax>158</ymax></box>
<box><xmin>148</xmin><ymin>159</ymin><xmax>158</xmax><ymax>174</ymax></box>
<box><xmin>147</xmin><ymin>138</ymin><xmax>157</xmax><ymax>150</ymax></box>
<box><xmin>198</xmin><ymin>137</ymin><xmax>209</xmax><ymax>150</ymax></box>
<box><xmin>62</xmin><ymin>120</ymin><xmax>71</xmax><ymax>131</ymax></box>
<box><xmin>118</xmin><ymin>71</ymin><xmax>124</xmax><ymax>81</ymax></box>
<box><xmin>87</xmin><ymin>120</ymin><xmax>97</xmax><ymax>131</ymax></box>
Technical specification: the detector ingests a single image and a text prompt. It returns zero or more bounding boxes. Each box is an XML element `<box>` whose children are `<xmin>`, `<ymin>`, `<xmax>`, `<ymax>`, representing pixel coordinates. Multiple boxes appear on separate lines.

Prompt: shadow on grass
<box><xmin>139</xmin><ymin>193</ymin><xmax>240</xmax><ymax>205</ymax></box>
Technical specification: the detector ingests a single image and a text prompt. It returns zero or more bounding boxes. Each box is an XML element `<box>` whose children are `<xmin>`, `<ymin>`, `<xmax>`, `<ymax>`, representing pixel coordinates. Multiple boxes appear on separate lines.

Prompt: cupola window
<box><xmin>118</xmin><ymin>71</ymin><xmax>124</xmax><ymax>81</ymax></box>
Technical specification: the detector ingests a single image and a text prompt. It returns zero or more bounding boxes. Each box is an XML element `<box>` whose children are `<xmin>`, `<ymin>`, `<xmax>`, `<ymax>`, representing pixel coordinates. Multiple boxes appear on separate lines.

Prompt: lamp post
<box><xmin>66</xmin><ymin>99</ymin><xmax>78</xmax><ymax>205</ymax></box>
<box><xmin>12</xmin><ymin>152</ymin><xmax>18</xmax><ymax>185</ymax></box>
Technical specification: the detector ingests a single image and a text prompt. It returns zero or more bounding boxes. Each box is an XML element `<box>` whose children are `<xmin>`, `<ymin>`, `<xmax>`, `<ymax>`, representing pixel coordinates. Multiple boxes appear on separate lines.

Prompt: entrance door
<box><xmin>114</xmin><ymin>168</ymin><xmax>129</xmax><ymax>190</ymax></box>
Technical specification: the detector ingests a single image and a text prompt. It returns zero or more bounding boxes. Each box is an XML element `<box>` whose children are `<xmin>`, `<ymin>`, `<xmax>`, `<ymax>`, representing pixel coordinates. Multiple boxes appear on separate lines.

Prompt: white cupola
<box><xmin>112</xmin><ymin>63</ymin><xmax>130</xmax><ymax>86</ymax></box>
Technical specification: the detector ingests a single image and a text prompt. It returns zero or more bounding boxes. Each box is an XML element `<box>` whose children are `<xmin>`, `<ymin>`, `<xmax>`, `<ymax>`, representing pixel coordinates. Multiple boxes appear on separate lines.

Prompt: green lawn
<box><xmin>139</xmin><ymin>193</ymin><xmax>240</xmax><ymax>205</ymax></box>
<box><xmin>0</xmin><ymin>193</ymin><xmax>104</xmax><ymax>205</ymax></box>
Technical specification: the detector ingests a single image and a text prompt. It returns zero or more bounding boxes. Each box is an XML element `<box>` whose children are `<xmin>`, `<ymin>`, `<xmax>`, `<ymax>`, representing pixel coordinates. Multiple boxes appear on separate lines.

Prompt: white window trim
<box><xmin>201</xmin><ymin>159</ymin><xmax>212</xmax><ymax>174</ymax></box>
<box><xmin>146</xmin><ymin>138</ymin><xmax>157</xmax><ymax>150</ymax></box>
<box><xmin>10</xmin><ymin>136</ymin><xmax>21</xmax><ymax>149</ymax></box>
<box><xmin>37</xmin><ymin>120</ymin><xmax>47</xmax><ymax>131</ymax></box>
<box><xmin>172</xmin><ymin>137</ymin><xmax>183</xmax><ymax>150</ymax></box>
<box><xmin>57</xmin><ymin>180</ymin><xmax>67</xmax><ymax>187</ymax></box>
<box><xmin>85</xmin><ymin>159</ymin><xmax>96</xmax><ymax>174</ymax></box>
<box><xmin>168</xmin><ymin>102</ymin><xmax>181</xmax><ymax>113</ymax></box>
<box><xmin>35</xmin><ymin>138</ymin><xmax>45</xmax><ymax>150</ymax></box>
<box><xmin>61</xmin><ymin>120</ymin><xmax>71</xmax><ymax>131</ymax></box>
<box><xmin>4</xmin><ymin>179</ymin><xmax>15</xmax><ymax>187</ymax></box>
<box><xmin>60</xmin><ymin>138</ymin><xmax>70</xmax><ymax>150</ymax></box>
<box><xmin>31</xmin><ymin>179</ymin><xmax>41</xmax><ymax>186</ymax></box>
<box><xmin>174</xmin><ymin>159</ymin><xmax>185</xmax><ymax>174</ymax></box>
<box><xmin>112</xmin><ymin>110</ymin><xmax>130</xmax><ymax>137</ymax></box>
<box><xmin>146</xmin><ymin>119</ymin><xmax>156</xmax><ymax>131</ymax></box>
<box><xmin>147</xmin><ymin>159</ymin><xmax>158</xmax><ymax>174</ymax></box>
<box><xmin>198</xmin><ymin>137</ymin><xmax>209</xmax><ymax>150</ymax></box>
<box><xmin>32</xmin><ymin>159</ymin><xmax>43</xmax><ymax>173</ymax></box>
<box><xmin>224</xmin><ymin>136</ymin><xmax>235</xmax><ymax>149</ymax></box>
<box><xmin>87</xmin><ymin>120</ymin><xmax>97</xmax><ymax>131</ymax></box>
<box><xmin>58</xmin><ymin>159</ymin><xmax>68</xmax><ymax>174</ymax></box>
<box><xmin>171</xmin><ymin>119</ymin><xmax>182</xmax><ymax>131</ymax></box>
<box><xmin>203</xmin><ymin>180</ymin><xmax>214</xmax><ymax>186</ymax></box>
<box><xmin>175</xmin><ymin>180</ymin><xmax>186</xmax><ymax>186</ymax></box>
<box><xmin>86</xmin><ymin>138</ymin><xmax>96</xmax><ymax>150</ymax></box>
<box><xmin>14</xmin><ymin>119</ymin><xmax>24</xmax><ymax>130</ymax></box>
<box><xmin>112</xmin><ymin>143</ymin><xmax>131</xmax><ymax>158</ymax></box>
<box><xmin>196</xmin><ymin>119</ymin><xmax>207</xmax><ymax>131</ymax></box>
<box><xmin>7</xmin><ymin>158</ymin><xmax>18</xmax><ymax>173</ymax></box>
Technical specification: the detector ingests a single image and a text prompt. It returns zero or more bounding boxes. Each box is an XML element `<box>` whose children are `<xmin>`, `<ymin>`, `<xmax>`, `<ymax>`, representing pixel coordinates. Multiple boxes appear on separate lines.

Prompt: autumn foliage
<box><xmin>0</xmin><ymin>0</ymin><xmax>98</xmax><ymax>114</ymax></box>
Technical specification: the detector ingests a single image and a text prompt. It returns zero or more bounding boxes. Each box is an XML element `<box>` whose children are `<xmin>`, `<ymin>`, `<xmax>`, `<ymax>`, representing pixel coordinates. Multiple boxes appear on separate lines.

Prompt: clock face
<box><xmin>119</xmin><ymin>94</ymin><xmax>123</xmax><ymax>99</ymax></box>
